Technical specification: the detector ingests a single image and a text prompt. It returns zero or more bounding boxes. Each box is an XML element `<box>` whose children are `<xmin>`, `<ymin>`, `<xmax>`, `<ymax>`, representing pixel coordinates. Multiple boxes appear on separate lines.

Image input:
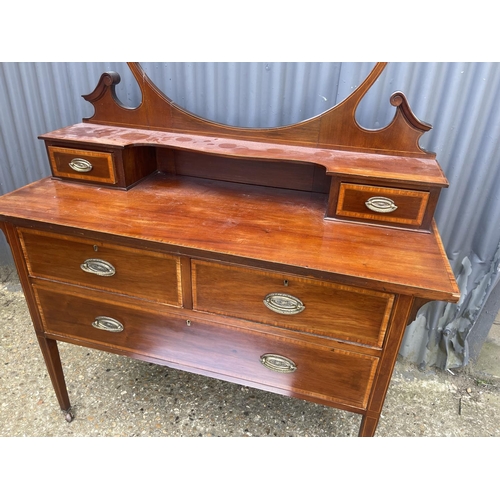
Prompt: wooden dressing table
<box><xmin>0</xmin><ymin>63</ymin><xmax>459</xmax><ymax>436</ymax></box>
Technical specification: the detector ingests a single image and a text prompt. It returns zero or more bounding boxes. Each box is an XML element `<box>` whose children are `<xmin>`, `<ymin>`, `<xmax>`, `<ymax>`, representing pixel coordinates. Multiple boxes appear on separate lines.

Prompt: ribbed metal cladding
<box><xmin>1</xmin><ymin>62</ymin><xmax>500</xmax><ymax>370</ymax></box>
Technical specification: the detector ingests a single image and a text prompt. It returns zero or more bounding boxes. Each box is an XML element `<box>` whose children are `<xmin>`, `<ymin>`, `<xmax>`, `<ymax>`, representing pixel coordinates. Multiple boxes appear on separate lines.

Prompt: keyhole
<box><xmin>283</xmin><ymin>280</ymin><xmax>289</xmax><ymax>287</ymax></box>
<box><xmin>93</xmin><ymin>245</ymin><xmax>98</xmax><ymax>252</ymax></box>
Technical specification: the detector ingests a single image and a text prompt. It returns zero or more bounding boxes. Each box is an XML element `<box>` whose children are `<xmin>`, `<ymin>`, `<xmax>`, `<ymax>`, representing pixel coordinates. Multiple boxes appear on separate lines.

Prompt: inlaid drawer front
<box><xmin>19</xmin><ymin>228</ymin><xmax>182</xmax><ymax>306</ymax></box>
<box><xmin>33</xmin><ymin>280</ymin><xmax>175</xmax><ymax>354</ymax></box>
<box><xmin>34</xmin><ymin>280</ymin><xmax>378</xmax><ymax>410</ymax></box>
<box><xmin>336</xmin><ymin>183</ymin><xmax>430</xmax><ymax>226</ymax></box>
<box><xmin>192</xmin><ymin>260</ymin><xmax>394</xmax><ymax>347</ymax></box>
<box><xmin>47</xmin><ymin>146</ymin><xmax>117</xmax><ymax>184</ymax></box>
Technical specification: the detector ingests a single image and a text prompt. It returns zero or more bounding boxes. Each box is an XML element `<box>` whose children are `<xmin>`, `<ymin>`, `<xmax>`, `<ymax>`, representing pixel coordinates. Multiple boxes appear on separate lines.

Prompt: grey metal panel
<box><xmin>1</xmin><ymin>62</ymin><xmax>500</xmax><ymax>370</ymax></box>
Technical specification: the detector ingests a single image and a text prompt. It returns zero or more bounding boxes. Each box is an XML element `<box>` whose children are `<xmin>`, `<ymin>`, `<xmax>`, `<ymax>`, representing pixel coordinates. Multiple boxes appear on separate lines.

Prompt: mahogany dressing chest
<box><xmin>0</xmin><ymin>63</ymin><xmax>459</xmax><ymax>436</ymax></box>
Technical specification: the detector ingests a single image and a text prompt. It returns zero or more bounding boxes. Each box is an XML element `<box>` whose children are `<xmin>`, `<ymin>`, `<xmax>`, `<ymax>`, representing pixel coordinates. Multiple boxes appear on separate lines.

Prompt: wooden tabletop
<box><xmin>0</xmin><ymin>173</ymin><xmax>459</xmax><ymax>302</ymax></box>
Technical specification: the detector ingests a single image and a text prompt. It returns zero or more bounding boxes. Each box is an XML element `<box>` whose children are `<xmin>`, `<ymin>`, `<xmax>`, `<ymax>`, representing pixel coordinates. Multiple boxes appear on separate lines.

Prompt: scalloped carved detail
<box><xmin>82</xmin><ymin>72</ymin><xmax>122</xmax><ymax>103</ymax></box>
<box><xmin>82</xmin><ymin>62</ymin><xmax>434</xmax><ymax>158</ymax></box>
<box><xmin>389</xmin><ymin>92</ymin><xmax>432</xmax><ymax>132</ymax></box>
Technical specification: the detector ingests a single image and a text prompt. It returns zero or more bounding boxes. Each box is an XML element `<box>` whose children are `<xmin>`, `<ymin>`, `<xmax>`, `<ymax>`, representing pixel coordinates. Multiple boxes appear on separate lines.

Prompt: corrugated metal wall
<box><xmin>1</xmin><ymin>62</ymin><xmax>499</xmax><ymax>370</ymax></box>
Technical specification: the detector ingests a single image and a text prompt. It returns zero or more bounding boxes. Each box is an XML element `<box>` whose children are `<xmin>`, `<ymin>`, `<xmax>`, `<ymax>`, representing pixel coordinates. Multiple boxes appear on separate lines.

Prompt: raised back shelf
<box><xmin>39</xmin><ymin>63</ymin><xmax>447</xmax><ymax>233</ymax></box>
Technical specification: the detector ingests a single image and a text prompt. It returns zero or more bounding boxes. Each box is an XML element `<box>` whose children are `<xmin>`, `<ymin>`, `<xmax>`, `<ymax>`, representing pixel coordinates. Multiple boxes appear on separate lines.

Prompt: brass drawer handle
<box><xmin>260</xmin><ymin>354</ymin><xmax>297</xmax><ymax>373</ymax></box>
<box><xmin>69</xmin><ymin>158</ymin><xmax>93</xmax><ymax>173</ymax></box>
<box><xmin>365</xmin><ymin>196</ymin><xmax>398</xmax><ymax>213</ymax></box>
<box><xmin>263</xmin><ymin>292</ymin><xmax>305</xmax><ymax>315</ymax></box>
<box><xmin>81</xmin><ymin>259</ymin><xmax>116</xmax><ymax>277</ymax></box>
<box><xmin>92</xmin><ymin>316</ymin><xmax>124</xmax><ymax>333</ymax></box>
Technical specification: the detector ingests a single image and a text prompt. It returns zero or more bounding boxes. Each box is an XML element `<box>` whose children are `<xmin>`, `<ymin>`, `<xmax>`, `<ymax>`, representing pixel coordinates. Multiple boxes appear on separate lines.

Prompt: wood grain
<box><xmin>48</xmin><ymin>145</ymin><xmax>117</xmax><ymax>184</ymax></box>
<box><xmin>39</xmin><ymin>123</ymin><xmax>449</xmax><ymax>187</ymax></box>
<box><xmin>0</xmin><ymin>62</ymin><xmax>460</xmax><ymax>436</ymax></box>
<box><xmin>192</xmin><ymin>259</ymin><xmax>394</xmax><ymax>347</ymax></box>
<box><xmin>80</xmin><ymin>63</ymin><xmax>435</xmax><ymax>158</ymax></box>
<box><xmin>33</xmin><ymin>279</ymin><xmax>379</xmax><ymax>410</ymax></box>
<box><xmin>0</xmin><ymin>174</ymin><xmax>459</xmax><ymax>301</ymax></box>
<box><xmin>336</xmin><ymin>183</ymin><xmax>430</xmax><ymax>227</ymax></box>
<box><xmin>163</xmin><ymin>149</ymin><xmax>331</xmax><ymax>193</ymax></box>
<box><xmin>19</xmin><ymin>228</ymin><xmax>182</xmax><ymax>306</ymax></box>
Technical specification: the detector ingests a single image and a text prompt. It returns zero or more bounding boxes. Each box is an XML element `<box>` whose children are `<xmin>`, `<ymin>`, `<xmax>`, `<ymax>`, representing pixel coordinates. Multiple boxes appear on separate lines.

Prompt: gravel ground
<box><xmin>1</xmin><ymin>265</ymin><xmax>499</xmax><ymax>438</ymax></box>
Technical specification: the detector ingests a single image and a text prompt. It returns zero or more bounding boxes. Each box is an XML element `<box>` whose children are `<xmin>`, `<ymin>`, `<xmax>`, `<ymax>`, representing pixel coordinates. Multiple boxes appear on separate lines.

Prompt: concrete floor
<box><xmin>1</xmin><ymin>265</ymin><xmax>499</xmax><ymax>438</ymax></box>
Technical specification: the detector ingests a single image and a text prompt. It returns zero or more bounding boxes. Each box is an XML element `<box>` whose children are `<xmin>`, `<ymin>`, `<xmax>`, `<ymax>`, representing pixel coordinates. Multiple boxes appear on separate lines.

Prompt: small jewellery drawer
<box><xmin>19</xmin><ymin>228</ymin><xmax>182</xmax><ymax>306</ymax></box>
<box><xmin>336</xmin><ymin>183</ymin><xmax>430</xmax><ymax>227</ymax></box>
<box><xmin>47</xmin><ymin>145</ymin><xmax>117</xmax><ymax>184</ymax></box>
<box><xmin>34</xmin><ymin>280</ymin><xmax>379</xmax><ymax>410</ymax></box>
<box><xmin>192</xmin><ymin>260</ymin><xmax>394</xmax><ymax>347</ymax></box>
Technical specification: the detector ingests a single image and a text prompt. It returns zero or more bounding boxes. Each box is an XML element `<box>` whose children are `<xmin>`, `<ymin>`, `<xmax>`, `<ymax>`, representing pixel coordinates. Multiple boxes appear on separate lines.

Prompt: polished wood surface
<box><xmin>19</xmin><ymin>228</ymin><xmax>182</xmax><ymax>305</ymax></box>
<box><xmin>336</xmin><ymin>183</ymin><xmax>431</xmax><ymax>227</ymax></box>
<box><xmin>45</xmin><ymin>141</ymin><xmax>157</xmax><ymax>189</ymax></box>
<box><xmin>359</xmin><ymin>295</ymin><xmax>414</xmax><ymax>435</ymax></box>
<box><xmin>328</xmin><ymin>177</ymin><xmax>442</xmax><ymax>231</ymax></box>
<box><xmin>81</xmin><ymin>63</ymin><xmax>434</xmax><ymax>157</ymax></box>
<box><xmin>0</xmin><ymin>174</ymin><xmax>459</xmax><ymax>302</ymax></box>
<box><xmin>192</xmin><ymin>260</ymin><xmax>394</xmax><ymax>347</ymax></box>
<box><xmin>40</xmin><ymin>123</ymin><xmax>449</xmax><ymax>187</ymax></box>
<box><xmin>161</xmin><ymin>149</ymin><xmax>331</xmax><ymax>193</ymax></box>
<box><xmin>48</xmin><ymin>146</ymin><xmax>117</xmax><ymax>184</ymax></box>
<box><xmin>0</xmin><ymin>62</ymin><xmax>460</xmax><ymax>436</ymax></box>
<box><xmin>34</xmin><ymin>279</ymin><xmax>379</xmax><ymax>410</ymax></box>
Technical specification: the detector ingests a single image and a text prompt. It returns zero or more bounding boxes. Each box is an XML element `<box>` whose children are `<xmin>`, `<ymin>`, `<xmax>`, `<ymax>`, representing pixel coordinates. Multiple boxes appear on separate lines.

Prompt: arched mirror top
<box><xmin>82</xmin><ymin>62</ymin><xmax>434</xmax><ymax>157</ymax></box>
<box><xmin>132</xmin><ymin>62</ymin><xmax>379</xmax><ymax>128</ymax></box>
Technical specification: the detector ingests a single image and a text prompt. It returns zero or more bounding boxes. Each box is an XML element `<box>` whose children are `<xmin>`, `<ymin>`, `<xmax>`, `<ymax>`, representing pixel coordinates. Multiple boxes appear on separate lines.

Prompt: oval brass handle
<box><xmin>365</xmin><ymin>196</ymin><xmax>398</xmax><ymax>213</ymax></box>
<box><xmin>92</xmin><ymin>316</ymin><xmax>124</xmax><ymax>333</ymax></box>
<box><xmin>260</xmin><ymin>354</ymin><xmax>297</xmax><ymax>373</ymax></box>
<box><xmin>81</xmin><ymin>259</ymin><xmax>116</xmax><ymax>277</ymax></box>
<box><xmin>263</xmin><ymin>292</ymin><xmax>305</xmax><ymax>315</ymax></box>
<box><xmin>69</xmin><ymin>158</ymin><xmax>93</xmax><ymax>173</ymax></box>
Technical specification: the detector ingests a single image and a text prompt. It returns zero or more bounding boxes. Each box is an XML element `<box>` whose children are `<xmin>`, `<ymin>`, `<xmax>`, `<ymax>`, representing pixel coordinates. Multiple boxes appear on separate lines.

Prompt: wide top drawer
<box><xmin>18</xmin><ymin>228</ymin><xmax>182</xmax><ymax>306</ymax></box>
<box><xmin>192</xmin><ymin>260</ymin><xmax>394</xmax><ymax>348</ymax></box>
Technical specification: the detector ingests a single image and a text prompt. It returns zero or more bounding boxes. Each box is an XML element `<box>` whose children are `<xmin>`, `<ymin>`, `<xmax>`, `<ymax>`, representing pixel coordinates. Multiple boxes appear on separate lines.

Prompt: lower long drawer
<box><xmin>33</xmin><ymin>280</ymin><xmax>379</xmax><ymax>410</ymax></box>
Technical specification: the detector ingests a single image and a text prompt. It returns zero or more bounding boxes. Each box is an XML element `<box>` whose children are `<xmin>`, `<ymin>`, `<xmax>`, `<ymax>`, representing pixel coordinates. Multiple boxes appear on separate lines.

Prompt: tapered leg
<box><xmin>358</xmin><ymin>295</ymin><xmax>414</xmax><ymax>437</ymax></box>
<box><xmin>36</xmin><ymin>335</ymin><xmax>73</xmax><ymax>421</ymax></box>
<box><xmin>359</xmin><ymin>414</ymin><xmax>379</xmax><ymax>437</ymax></box>
<box><xmin>2</xmin><ymin>222</ymin><xmax>74</xmax><ymax>422</ymax></box>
